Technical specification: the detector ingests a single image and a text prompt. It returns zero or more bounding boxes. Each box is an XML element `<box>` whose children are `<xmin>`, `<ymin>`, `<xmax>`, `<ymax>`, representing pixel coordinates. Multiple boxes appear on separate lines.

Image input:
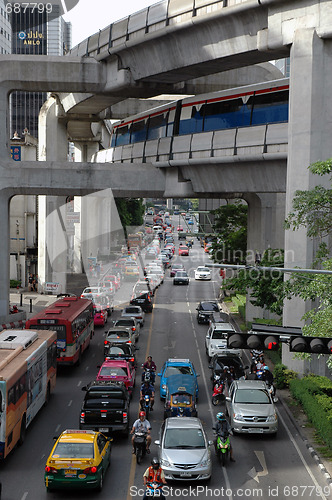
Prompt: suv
<box><xmin>225</xmin><ymin>380</ymin><xmax>278</xmax><ymax>435</ymax></box>
<box><xmin>104</xmin><ymin>327</ymin><xmax>136</xmax><ymax>355</ymax></box>
<box><xmin>113</xmin><ymin>317</ymin><xmax>141</xmax><ymax>337</ymax></box>
<box><xmin>205</xmin><ymin>322</ymin><xmax>239</xmax><ymax>360</ymax></box>
<box><xmin>130</xmin><ymin>282</ymin><xmax>153</xmax><ymax>313</ymax></box>
<box><xmin>79</xmin><ymin>381</ymin><xmax>130</xmax><ymax>436</ymax></box>
<box><xmin>196</xmin><ymin>301</ymin><xmax>220</xmax><ymax>324</ymax></box>
<box><xmin>209</xmin><ymin>353</ymin><xmax>248</xmax><ymax>388</ymax></box>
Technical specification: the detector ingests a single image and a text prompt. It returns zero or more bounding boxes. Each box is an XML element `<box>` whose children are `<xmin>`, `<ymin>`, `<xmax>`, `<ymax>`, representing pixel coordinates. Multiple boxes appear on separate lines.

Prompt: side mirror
<box><xmin>154</xmin><ymin>440</ymin><xmax>160</xmax><ymax>446</ymax></box>
<box><xmin>208</xmin><ymin>365</ymin><xmax>213</xmax><ymax>369</ymax></box>
<box><xmin>96</xmin><ymin>365</ymin><xmax>101</xmax><ymax>369</ymax></box>
<box><xmin>81</xmin><ymin>386</ymin><xmax>87</xmax><ymax>391</ymax></box>
<box><xmin>225</xmin><ymin>396</ymin><xmax>231</xmax><ymax>402</ymax></box>
<box><xmin>157</xmin><ymin>372</ymin><xmax>162</xmax><ymax>377</ymax></box>
<box><xmin>273</xmin><ymin>397</ymin><xmax>279</xmax><ymax>403</ymax></box>
<box><xmin>208</xmin><ymin>440</ymin><xmax>214</xmax><ymax>446</ymax></box>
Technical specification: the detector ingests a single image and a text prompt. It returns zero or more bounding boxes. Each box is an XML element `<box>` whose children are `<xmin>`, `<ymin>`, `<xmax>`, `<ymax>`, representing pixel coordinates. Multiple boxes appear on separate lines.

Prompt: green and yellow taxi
<box><xmin>44</xmin><ymin>429</ymin><xmax>112</xmax><ymax>492</ymax></box>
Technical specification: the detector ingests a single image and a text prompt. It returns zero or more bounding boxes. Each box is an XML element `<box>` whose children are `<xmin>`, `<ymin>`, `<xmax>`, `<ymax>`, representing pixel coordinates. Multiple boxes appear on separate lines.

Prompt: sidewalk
<box><xmin>9</xmin><ymin>289</ymin><xmax>59</xmax><ymax>320</ymax></box>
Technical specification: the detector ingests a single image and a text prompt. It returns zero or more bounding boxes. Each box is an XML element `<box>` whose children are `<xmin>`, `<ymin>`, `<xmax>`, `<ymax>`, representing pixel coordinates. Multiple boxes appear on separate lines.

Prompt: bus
<box><xmin>0</xmin><ymin>329</ymin><xmax>57</xmax><ymax>459</ymax></box>
<box><xmin>25</xmin><ymin>296</ymin><xmax>94</xmax><ymax>366</ymax></box>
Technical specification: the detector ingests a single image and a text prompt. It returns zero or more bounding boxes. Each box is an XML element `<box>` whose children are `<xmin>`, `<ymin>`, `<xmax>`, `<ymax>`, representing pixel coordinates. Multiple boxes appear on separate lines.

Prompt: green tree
<box><xmin>224</xmin><ymin>249</ymin><xmax>285</xmax><ymax>315</ymax></box>
<box><xmin>210</xmin><ymin>201</ymin><xmax>247</xmax><ymax>264</ymax></box>
<box><xmin>115</xmin><ymin>198</ymin><xmax>144</xmax><ymax>237</ymax></box>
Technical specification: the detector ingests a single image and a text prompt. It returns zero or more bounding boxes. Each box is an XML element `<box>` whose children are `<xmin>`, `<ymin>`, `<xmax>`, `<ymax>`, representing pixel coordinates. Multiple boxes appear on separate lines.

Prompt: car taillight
<box><xmin>123</xmin><ymin>411</ymin><xmax>128</xmax><ymax>423</ymax></box>
<box><xmin>80</xmin><ymin>411</ymin><xmax>85</xmax><ymax>423</ymax></box>
<box><xmin>100</xmin><ymin>410</ymin><xmax>107</xmax><ymax>413</ymax></box>
<box><xmin>83</xmin><ymin>466</ymin><xmax>98</xmax><ymax>474</ymax></box>
<box><xmin>130</xmin><ymin>357</ymin><xmax>134</xmax><ymax>362</ymax></box>
<box><xmin>104</xmin><ymin>340</ymin><xmax>109</xmax><ymax>345</ymax></box>
<box><xmin>45</xmin><ymin>466</ymin><xmax>58</xmax><ymax>473</ymax></box>
<box><xmin>132</xmin><ymin>327</ymin><xmax>136</xmax><ymax>331</ymax></box>
<box><xmin>137</xmin><ymin>316</ymin><xmax>142</xmax><ymax>320</ymax></box>
<box><xmin>128</xmin><ymin>340</ymin><xmax>132</xmax><ymax>344</ymax></box>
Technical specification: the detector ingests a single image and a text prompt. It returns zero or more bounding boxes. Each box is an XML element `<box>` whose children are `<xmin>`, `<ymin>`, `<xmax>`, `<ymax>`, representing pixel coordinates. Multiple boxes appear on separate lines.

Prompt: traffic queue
<box><xmin>44</xmin><ymin>211</ymin><xmax>278</xmax><ymax>494</ymax></box>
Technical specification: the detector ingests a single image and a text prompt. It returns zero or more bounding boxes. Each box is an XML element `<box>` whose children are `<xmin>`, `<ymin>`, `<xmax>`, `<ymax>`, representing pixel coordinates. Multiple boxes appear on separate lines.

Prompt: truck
<box><xmin>127</xmin><ymin>232</ymin><xmax>143</xmax><ymax>249</ymax></box>
<box><xmin>79</xmin><ymin>381</ymin><xmax>130</xmax><ymax>436</ymax></box>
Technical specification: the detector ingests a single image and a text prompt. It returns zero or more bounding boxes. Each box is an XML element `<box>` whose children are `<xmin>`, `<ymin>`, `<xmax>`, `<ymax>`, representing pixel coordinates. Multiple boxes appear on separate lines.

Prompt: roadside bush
<box><xmin>10</xmin><ymin>280</ymin><xmax>21</xmax><ymax>288</ymax></box>
<box><xmin>274</xmin><ymin>363</ymin><xmax>298</xmax><ymax>389</ymax></box>
<box><xmin>290</xmin><ymin>376</ymin><xmax>332</xmax><ymax>452</ymax></box>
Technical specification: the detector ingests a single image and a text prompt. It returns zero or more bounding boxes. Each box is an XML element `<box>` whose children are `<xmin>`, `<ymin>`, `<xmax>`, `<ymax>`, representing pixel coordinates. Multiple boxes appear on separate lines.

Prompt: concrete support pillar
<box><xmin>0</xmin><ymin>191</ymin><xmax>14</xmax><ymax>320</ymax></box>
<box><xmin>245</xmin><ymin>192</ymin><xmax>285</xmax><ymax>322</ymax></box>
<box><xmin>283</xmin><ymin>30</ymin><xmax>332</xmax><ymax>374</ymax></box>
<box><xmin>0</xmin><ymin>86</ymin><xmax>10</xmax><ymax>160</ymax></box>
<box><xmin>38</xmin><ymin>97</ymin><xmax>68</xmax><ymax>294</ymax></box>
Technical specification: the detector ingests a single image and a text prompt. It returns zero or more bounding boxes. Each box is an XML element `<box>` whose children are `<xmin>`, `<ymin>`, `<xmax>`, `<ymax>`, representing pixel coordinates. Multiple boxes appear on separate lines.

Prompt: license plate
<box><xmin>180</xmin><ymin>472</ymin><xmax>192</xmax><ymax>477</ymax></box>
<box><xmin>65</xmin><ymin>469</ymin><xmax>77</xmax><ymax>477</ymax></box>
<box><xmin>248</xmin><ymin>428</ymin><xmax>263</xmax><ymax>433</ymax></box>
<box><xmin>99</xmin><ymin>428</ymin><xmax>108</xmax><ymax>433</ymax></box>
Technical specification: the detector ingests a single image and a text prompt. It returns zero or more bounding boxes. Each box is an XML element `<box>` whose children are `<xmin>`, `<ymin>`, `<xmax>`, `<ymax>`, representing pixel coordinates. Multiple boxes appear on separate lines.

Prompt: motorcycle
<box><xmin>212</xmin><ymin>375</ymin><xmax>225</xmax><ymax>406</ymax></box>
<box><xmin>133</xmin><ymin>431</ymin><xmax>147</xmax><ymax>465</ymax></box>
<box><xmin>266</xmin><ymin>381</ymin><xmax>278</xmax><ymax>402</ymax></box>
<box><xmin>215</xmin><ymin>430</ymin><xmax>231</xmax><ymax>466</ymax></box>
<box><xmin>141</xmin><ymin>394</ymin><xmax>152</xmax><ymax>419</ymax></box>
<box><xmin>144</xmin><ymin>482</ymin><xmax>165</xmax><ymax>499</ymax></box>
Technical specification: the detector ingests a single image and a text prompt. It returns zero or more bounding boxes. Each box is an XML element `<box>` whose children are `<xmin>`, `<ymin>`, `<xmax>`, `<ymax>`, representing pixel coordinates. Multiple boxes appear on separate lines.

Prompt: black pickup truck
<box><xmin>79</xmin><ymin>381</ymin><xmax>130</xmax><ymax>436</ymax></box>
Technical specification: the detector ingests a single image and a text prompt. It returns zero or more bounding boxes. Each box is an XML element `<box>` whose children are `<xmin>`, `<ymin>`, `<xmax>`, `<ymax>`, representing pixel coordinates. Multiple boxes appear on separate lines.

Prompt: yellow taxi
<box><xmin>44</xmin><ymin>430</ymin><xmax>112</xmax><ymax>492</ymax></box>
<box><xmin>124</xmin><ymin>263</ymin><xmax>140</xmax><ymax>279</ymax></box>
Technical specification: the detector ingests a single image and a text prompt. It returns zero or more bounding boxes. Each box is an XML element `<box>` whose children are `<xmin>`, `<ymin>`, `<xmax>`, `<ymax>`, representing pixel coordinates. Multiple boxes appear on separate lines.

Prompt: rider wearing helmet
<box><xmin>131</xmin><ymin>411</ymin><xmax>152</xmax><ymax>454</ymax></box>
<box><xmin>142</xmin><ymin>355</ymin><xmax>157</xmax><ymax>384</ymax></box>
<box><xmin>261</xmin><ymin>365</ymin><xmax>274</xmax><ymax>386</ymax></box>
<box><xmin>214</xmin><ymin>412</ymin><xmax>235</xmax><ymax>462</ymax></box>
<box><xmin>143</xmin><ymin>457</ymin><xmax>167</xmax><ymax>500</ymax></box>
<box><xmin>140</xmin><ymin>380</ymin><xmax>155</xmax><ymax>411</ymax></box>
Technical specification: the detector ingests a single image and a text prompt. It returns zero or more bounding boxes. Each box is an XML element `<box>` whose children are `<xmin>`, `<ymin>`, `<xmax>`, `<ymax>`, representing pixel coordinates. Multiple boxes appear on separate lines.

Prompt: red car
<box><xmin>178</xmin><ymin>245</ymin><xmax>189</xmax><ymax>256</ymax></box>
<box><xmin>96</xmin><ymin>359</ymin><xmax>136</xmax><ymax>395</ymax></box>
<box><xmin>93</xmin><ymin>304</ymin><xmax>108</xmax><ymax>326</ymax></box>
<box><xmin>177</xmin><ymin>225</ymin><xmax>184</xmax><ymax>231</ymax></box>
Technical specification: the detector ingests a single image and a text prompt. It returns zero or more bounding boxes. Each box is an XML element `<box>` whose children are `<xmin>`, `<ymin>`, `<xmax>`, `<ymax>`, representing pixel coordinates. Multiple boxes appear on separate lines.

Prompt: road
<box><xmin>1</xmin><ymin>231</ymin><xmax>331</xmax><ymax>500</ymax></box>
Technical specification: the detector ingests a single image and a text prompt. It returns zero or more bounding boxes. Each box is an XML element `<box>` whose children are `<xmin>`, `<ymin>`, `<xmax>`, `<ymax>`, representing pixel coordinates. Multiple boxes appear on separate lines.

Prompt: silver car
<box><xmin>155</xmin><ymin>417</ymin><xmax>212</xmax><ymax>481</ymax></box>
<box><xmin>225</xmin><ymin>380</ymin><xmax>278</xmax><ymax>435</ymax></box>
<box><xmin>121</xmin><ymin>305</ymin><xmax>145</xmax><ymax>327</ymax></box>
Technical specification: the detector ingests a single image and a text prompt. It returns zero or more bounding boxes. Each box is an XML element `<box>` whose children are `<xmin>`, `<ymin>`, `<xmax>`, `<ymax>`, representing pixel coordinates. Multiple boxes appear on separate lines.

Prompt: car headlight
<box><xmin>200</xmin><ymin>456</ymin><xmax>211</xmax><ymax>467</ymax></box>
<box><xmin>160</xmin><ymin>458</ymin><xmax>171</xmax><ymax>467</ymax></box>
<box><xmin>234</xmin><ymin>413</ymin><xmax>246</xmax><ymax>422</ymax></box>
<box><xmin>267</xmin><ymin>413</ymin><xmax>278</xmax><ymax>422</ymax></box>
<box><xmin>162</xmin><ymin>384</ymin><xmax>166</xmax><ymax>390</ymax></box>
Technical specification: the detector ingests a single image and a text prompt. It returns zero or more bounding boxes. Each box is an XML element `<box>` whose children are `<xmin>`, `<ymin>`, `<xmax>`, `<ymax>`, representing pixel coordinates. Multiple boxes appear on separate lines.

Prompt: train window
<box><xmin>203</xmin><ymin>98</ymin><xmax>251</xmax><ymax>131</ymax></box>
<box><xmin>147</xmin><ymin>113</ymin><xmax>167</xmax><ymax>140</ymax></box>
<box><xmin>167</xmin><ymin>108</ymin><xmax>176</xmax><ymax>136</ymax></box>
<box><xmin>115</xmin><ymin>124</ymin><xmax>131</xmax><ymax>146</ymax></box>
<box><xmin>131</xmin><ymin>119</ymin><xmax>147</xmax><ymax>143</ymax></box>
<box><xmin>251</xmin><ymin>90</ymin><xmax>289</xmax><ymax>125</ymax></box>
<box><xmin>179</xmin><ymin>104</ymin><xmax>204</xmax><ymax>135</ymax></box>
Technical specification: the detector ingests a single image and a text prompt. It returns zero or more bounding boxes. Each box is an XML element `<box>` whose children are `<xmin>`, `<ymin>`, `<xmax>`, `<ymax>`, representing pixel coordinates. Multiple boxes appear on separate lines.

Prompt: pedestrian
<box><xmin>28</xmin><ymin>274</ymin><xmax>33</xmax><ymax>291</ymax></box>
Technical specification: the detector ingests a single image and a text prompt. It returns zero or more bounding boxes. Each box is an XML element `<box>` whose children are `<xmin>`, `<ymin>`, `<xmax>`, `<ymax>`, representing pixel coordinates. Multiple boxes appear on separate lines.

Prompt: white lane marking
<box><xmin>21</xmin><ymin>493</ymin><xmax>28</xmax><ymax>500</ymax></box>
<box><xmin>77</xmin><ymin>380</ymin><xmax>82</xmax><ymax>387</ymax></box>
<box><xmin>55</xmin><ymin>424</ymin><xmax>61</xmax><ymax>433</ymax></box>
<box><xmin>277</xmin><ymin>409</ymin><xmax>330</xmax><ymax>500</ymax></box>
<box><xmin>248</xmin><ymin>451</ymin><xmax>268</xmax><ymax>482</ymax></box>
<box><xmin>68</xmin><ymin>400</ymin><xmax>72</xmax><ymax>407</ymax></box>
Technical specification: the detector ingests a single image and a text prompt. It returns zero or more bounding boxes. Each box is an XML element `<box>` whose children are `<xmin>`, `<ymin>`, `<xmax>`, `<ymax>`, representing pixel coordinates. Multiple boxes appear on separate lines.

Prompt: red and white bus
<box><xmin>0</xmin><ymin>329</ymin><xmax>57</xmax><ymax>459</ymax></box>
<box><xmin>25</xmin><ymin>296</ymin><xmax>94</xmax><ymax>366</ymax></box>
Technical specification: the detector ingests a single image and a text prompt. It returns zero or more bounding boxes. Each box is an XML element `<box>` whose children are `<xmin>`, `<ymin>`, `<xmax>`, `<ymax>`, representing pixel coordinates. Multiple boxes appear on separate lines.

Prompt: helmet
<box><xmin>223</xmin><ymin>366</ymin><xmax>229</xmax><ymax>371</ymax></box>
<box><xmin>139</xmin><ymin>411</ymin><xmax>146</xmax><ymax>417</ymax></box>
<box><xmin>264</xmin><ymin>366</ymin><xmax>269</xmax><ymax>371</ymax></box>
<box><xmin>216</xmin><ymin>412</ymin><xmax>225</xmax><ymax>421</ymax></box>
<box><xmin>151</xmin><ymin>457</ymin><xmax>160</xmax><ymax>469</ymax></box>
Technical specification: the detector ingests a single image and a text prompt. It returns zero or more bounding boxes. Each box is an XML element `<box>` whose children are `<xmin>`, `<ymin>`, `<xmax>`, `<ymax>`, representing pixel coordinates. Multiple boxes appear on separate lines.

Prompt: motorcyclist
<box><xmin>214</xmin><ymin>412</ymin><xmax>235</xmax><ymax>462</ymax></box>
<box><xmin>143</xmin><ymin>457</ymin><xmax>167</xmax><ymax>500</ymax></box>
<box><xmin>140</xmin><ymin>380</ymin><xmax>155</xmax><ymax>411</ymax></box>
<box><xmin>131</xmin><ymin>411</ymin><xmax>151</xmax><ymax>454</ymax></box>
<box><xmin>142</xmin><ymin>355</ymin><xmax>157</xmax><ymax>384</ymax></box>
<box><xmin>261</xmin><ymin>365</ymin><xmax>274</xmax><ymax>384</ymax></box>
<box><xmin>220</xmin><ymin>366</ymin><xmax>233</xmax><ymax>387</ymax></box>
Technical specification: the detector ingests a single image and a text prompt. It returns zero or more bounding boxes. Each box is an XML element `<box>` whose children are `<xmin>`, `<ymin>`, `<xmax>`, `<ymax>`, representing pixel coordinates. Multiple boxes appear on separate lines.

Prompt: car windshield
<box><xmin>99</xmin><ymin>366</ymin><xmax>128</xmax><ymax>377</ymax></box>
<box><xmin>234</xmin><ymin>389</ymin><xmax>270</xmax><ymax>404</ymax></box>
<box><xmin>115</xmin><ymin>319</ymin><xmax>134</xmax><ymax>326</ymax></box>
<box><xmin>211</xmin><ymin>331</ymin><xmax>227</xmax><ymax>340</ymax></box>
<box><xmin>172</xmin><ymin>394</ymin><xmax>192</xmax><ymax>405</ymax></box>
<box><xmin>197</xmin><ymin>267</ymin><xmax>209</xmax><ymax>272</ymax></box>
<box><xmin>164</xmin><ymin>428</ymin><xmax>205</xmax><ymax>449</ymax></box>
<box><xmin>108</xmin><ymin>347</ymin><xmax>128</xmax><ymax>355</ymax></box>
<box><xmin>107</xmin><ymin>331</ymin><xmax>130</xmax><ymax>339</ymax></box>
<box><xmin>164</xmin><ymin>366</ymin><xmax>194</xmax><ymax>377</ymax></box>
<box><xmin>53</xmin><ymin>442</ymin><xmax>94</xmax><ymax>459</ymax></box>
<box><xmin>125</xmin><ymin>308</ymin><xmax>139</xmax><ymax>314</ymax></box>
<box><xmin>201</xmin><ymin>303</ymin><xmax>218</xmax><ymax>311</ymax></box>
<box><xmin>175</xmin><ymin>272</ymin><xmax>187</xmax><ymax>277</ymax></box>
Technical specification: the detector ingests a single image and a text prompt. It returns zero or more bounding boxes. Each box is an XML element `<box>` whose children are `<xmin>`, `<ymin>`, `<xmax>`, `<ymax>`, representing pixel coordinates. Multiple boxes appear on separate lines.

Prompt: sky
<box><xmin>63</xmin><ymin>0</ymin><xmax>157</xmax><ymax>47</ymax></box>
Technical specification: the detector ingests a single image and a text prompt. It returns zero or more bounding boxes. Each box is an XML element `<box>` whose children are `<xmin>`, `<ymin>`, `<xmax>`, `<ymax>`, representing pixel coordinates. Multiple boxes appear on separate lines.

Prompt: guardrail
<box><xmin>100</xmin><ymin>122</ymin><xmax>288</xmax><ymax>164</ymax></box>
<box><xmin>69</xmin><ymin>0</ymin><xmax>246</xmax><ymax>59</ymax></box>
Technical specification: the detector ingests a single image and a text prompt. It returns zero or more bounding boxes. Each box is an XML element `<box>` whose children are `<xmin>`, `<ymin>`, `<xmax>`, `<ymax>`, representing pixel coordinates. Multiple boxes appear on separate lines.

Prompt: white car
<box><xmin>205</xmin><ymin>322</ymin><xmax>240</xmax><ymax>359</ymax></box>
<box><xmin>195</xmin><ymin>266</ymin><xmax>211</xmax><ymax>280</ymax></box>
<box><xmin>81</xmin><ymin>286</ymin><xmax>109</xmax><ymax>301</ymax></box>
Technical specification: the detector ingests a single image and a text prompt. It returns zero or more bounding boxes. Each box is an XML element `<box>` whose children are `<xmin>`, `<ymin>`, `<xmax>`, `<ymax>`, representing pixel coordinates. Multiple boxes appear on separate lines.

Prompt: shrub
<box><xmin>10</xmin><ymin>280</ymin><xmax>21</xmax><ymax>288</ymax></box>
<box><xmin>274</xmin><ymin>363</ymin><xmax>298</xmax><ymax>389</ymax></box>
<box><xmin>290</xmin><ymin>376</ymin><xmax>332</xmax><ymax>452</ymax></box>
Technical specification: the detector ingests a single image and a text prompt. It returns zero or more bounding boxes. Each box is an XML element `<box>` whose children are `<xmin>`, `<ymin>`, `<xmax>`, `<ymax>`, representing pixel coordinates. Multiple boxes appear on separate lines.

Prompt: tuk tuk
<box><xmin>164</xmin><ymin>374</ymin><xmax>198</xmax><ymax>419</ymax></box>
